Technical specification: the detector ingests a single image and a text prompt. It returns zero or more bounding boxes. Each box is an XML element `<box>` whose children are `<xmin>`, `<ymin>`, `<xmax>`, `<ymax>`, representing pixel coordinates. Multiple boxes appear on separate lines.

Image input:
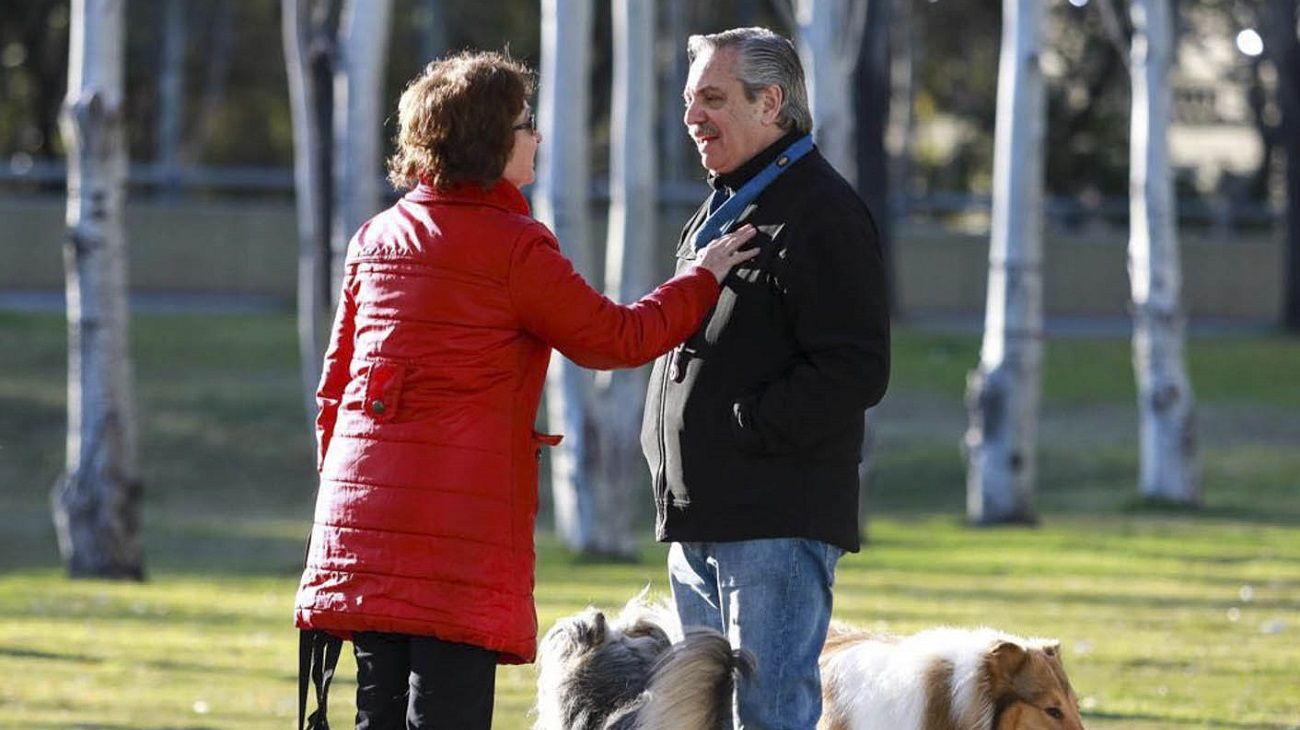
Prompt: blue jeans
<box><xmin>668</xmin><ymin>538</ymin><xmax>843</xmax><ymax>730</ymax></box>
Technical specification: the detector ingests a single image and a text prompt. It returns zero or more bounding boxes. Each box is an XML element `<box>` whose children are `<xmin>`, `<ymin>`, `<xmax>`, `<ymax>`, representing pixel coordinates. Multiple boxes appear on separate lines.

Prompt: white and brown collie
<box><xmin>819</xmin><ymin>624</ymin><xmax>1086</xmax><ymax>730</ymax></box>
<box><xmin>533</xmin><ymin>596</ymin><xmax>752</xmax><ymax>730</ymax></box>
<box><xmin>537</xmin><ymin>596</ymin><xmax>1085</xmax><ymax>730</ymax></box>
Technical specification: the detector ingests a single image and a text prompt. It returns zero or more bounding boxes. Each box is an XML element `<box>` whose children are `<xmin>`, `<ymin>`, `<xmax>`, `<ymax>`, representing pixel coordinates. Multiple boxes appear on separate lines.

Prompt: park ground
<box><xmin>1</xmin><ymin>310</ymin><xmax>1298</xmax><ymax>729</ymax></box>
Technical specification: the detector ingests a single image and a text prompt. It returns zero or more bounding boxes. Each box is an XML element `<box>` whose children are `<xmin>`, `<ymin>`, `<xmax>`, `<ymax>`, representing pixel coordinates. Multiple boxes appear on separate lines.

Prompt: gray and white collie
<box><xmin>533</xmin><ymin>596</ymin><xmax>752</xmax><ymax>730</ymax></box>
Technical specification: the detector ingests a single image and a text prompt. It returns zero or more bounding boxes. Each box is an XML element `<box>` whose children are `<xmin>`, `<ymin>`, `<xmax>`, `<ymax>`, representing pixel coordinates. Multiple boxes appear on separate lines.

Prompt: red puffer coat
<box><xmin>293</xmin><ymin>180</ymin><xmax>718</xmax><ymax>664</ymax></box>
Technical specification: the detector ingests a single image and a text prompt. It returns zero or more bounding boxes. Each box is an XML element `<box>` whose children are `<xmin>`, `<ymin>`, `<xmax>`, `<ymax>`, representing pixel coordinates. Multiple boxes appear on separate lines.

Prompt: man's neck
<box><xmin>710</xmin><ymin>129</ymin><xmax>805</xmax><ymax>191</ymax></box>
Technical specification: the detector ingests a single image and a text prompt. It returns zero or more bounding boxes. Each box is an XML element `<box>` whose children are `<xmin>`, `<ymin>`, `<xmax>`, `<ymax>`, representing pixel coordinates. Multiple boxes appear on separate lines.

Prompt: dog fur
<box><xmin>818</xmin><ymin>624</ymin><xmax>1086</xmax><ymax>730</ymax></box>
<box><xmin>533</xmin><ymin>596</ymin><xmax>752</xmax><ymax>730</ymax></box>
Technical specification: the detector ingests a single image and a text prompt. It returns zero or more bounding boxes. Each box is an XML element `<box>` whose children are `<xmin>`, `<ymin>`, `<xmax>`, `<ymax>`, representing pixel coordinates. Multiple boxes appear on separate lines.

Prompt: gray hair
<box><xmin>687</xmin><ymin>27</ymin><xmax>812</xmax><ymax>135</ymax></box>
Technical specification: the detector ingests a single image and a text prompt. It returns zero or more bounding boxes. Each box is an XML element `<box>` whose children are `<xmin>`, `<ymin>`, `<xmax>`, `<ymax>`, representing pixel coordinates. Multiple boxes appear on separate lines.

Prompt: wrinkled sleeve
<box><xmin>314</xmin><ymin>263</ymin><xmax>358</xmax><ymax>471</ymax></box>
<box><xmin>729</xmin><ymin>203</ymin><xmax>891</xmax><ymax>455</ymax></box>
<box><xmin>508</xmin><ymin>224</ymin><xmax>719</xmax><ymax>370</ymax></box>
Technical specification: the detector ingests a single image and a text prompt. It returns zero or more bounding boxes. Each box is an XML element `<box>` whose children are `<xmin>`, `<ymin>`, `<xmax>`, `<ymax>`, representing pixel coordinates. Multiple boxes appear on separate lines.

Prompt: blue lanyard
<box><xmin>691</xmin><ymin>134</ymin><xmax>815</xmax><ymax>250</ymax></box>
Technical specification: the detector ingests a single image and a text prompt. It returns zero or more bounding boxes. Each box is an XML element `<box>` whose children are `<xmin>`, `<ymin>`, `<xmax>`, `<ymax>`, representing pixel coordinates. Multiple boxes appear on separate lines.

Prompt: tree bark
<box><xmin>283</xmin><ymin>0</ymin><xmax>338</xmax><ymax>428</ymax></box>
<box><xmin>536</xmin><ymin>0</ymin><xmax>597</xmax><ymax>551</ymax></box>
<box><xmin>855</xmin><ymin>0</ymin><xmax>893</xmax><ymax>291</ymax></box>
<box><xmin>964</xmin><ymin>0</ymin><xmax>1044</xmax><ymax>525</ymax></box>
<box><xmin>795</xmin><ymin>0</ymin><xmax>862</xmax><ymax>184</ymax></box>
<box><xmin>659</xmin><ymin>0</ymin><xmax>690</xmax><ymax>184</ymax></box>
<box><xmin>332</xmin><ymin>0</ymin><xmax>393</xmax><ymax>294</ymax></box>
<box><xmin>183</xmin><ymin>0</ymin><xmax>234</xmax><ymax>164</ymax></box>
<box><xmin>852</xmin><ymin>0</ymin><xmax>894</xmax><ymax>542</ymax></box>
<box><xmin>52</xmin><ymin>0</ymin><xmax>144</xmax><ymax>580</ymax></box>
<box><xmin>1265</xmin><ymin>0</ymin><xmax>1300</xmax><ymax>332</ymax></box>
<box><xmin>1128</xmin><ymin>0</ymin><xmax>1199</xmax><ymax>503</ymax></box>
<box><xmin>416</xmin><ymin>0</ymin><xmax>447</xmax><ymax>66</ymax></box>
<box><xmin>584</xmin><ymin>0</ymin><xmax>657</xmax><ymax>559</ymax></box>
<box><xmin>154</xmin><ymin>0</ymin><xmax>186</xmax><ymax>197</ymax></box>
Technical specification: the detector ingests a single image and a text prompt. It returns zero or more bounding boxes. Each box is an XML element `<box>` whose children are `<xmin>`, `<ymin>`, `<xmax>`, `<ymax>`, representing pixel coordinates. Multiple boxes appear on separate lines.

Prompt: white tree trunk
<box><xmin>332</xmin><ymin>0</ymin><xmax>392</xmax><ymax>295</ymax></box>
<box><xmin>182</xmin><ymin>1</ymin><xmax>235</xmax><ymax>162</ymax></box>
<box><xmin>52</xmin><ymin>0</ymin><xmax>144</xmax><ymax>580</ymax></box>
<box><xmin>1128</xmin><ymin>0</ymin><xmax>1199</xmax><ymax>504</ymax></box>
<box><xmin>416</xmin><ymin>0</ymin><xmax>447</xmax><ymax>66</ymax></box>
<box><xmin>963</xmin><ymin>0</ymin><xmax>1045</xmax><ymax>525</ymax></box>
<box><xmin>283</xmin><ymin>0</ymin><xmax>334</xmax><ymax>427</ymax></box>
<box><xmin>586</xmin><ymin>0</ymin><xmax>657</xmax><ymax>558</ymax></box>
<box><xmin>852</xmin><ymin>0</ymin><xmax>893</xmax><ymax>540</ymax></box>
<box><xmin>1267</xmin><ymin>0</ymin><xmax>1300</xmax><ymax>331</ymax></box>
<box><xmin>659</xmin><ymin>0</ymin><xmax>690</xmax><ymax>183</ymax></box>
<box><xmin>536</xmin><ymin>0</ymin><xmax>596</xmax><ymax>551</ymax></box>
<box><xmin>795</xmin><ymin>0</ymin><xmax>864</xmax><ymax>184</ymax></box>
<box><xmin>154</xmin><ymin>0</ymin><xmax>186</xmax><ymax>196</ymax></box>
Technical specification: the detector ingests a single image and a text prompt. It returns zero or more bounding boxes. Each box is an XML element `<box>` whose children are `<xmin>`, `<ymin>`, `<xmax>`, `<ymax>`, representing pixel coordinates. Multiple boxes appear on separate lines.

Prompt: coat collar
<box><xmin>709</xmin><ymin>130</ymin><xmax>806</xmax><ymax>193</ymax></box>
<box><xmin>405</xmin><ymin>178</ymin><xmax>531</xmax><ymax>216</ymax></box>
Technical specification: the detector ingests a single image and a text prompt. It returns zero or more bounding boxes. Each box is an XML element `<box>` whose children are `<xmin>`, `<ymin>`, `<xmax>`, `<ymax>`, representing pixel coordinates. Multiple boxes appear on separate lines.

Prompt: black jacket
<box><xmin>640</xmin><ymin>133</ymin><xmax>890</xmax><ymax>552</ymax></box>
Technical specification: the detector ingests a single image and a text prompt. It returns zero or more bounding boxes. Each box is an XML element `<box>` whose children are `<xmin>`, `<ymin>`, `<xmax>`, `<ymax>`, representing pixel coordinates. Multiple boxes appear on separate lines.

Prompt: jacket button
<box><xmin>370</xmin><ymin>399</ymin><xmax>386</xmax><ymax>414</ymax></box>
<box><xmin>669</xmin><ymin>362</ymin><xmax>680</xmax><ymax>381</ymax></box>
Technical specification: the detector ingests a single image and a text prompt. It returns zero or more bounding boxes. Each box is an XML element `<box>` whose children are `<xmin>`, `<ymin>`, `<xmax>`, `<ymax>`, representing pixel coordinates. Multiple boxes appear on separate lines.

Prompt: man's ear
<box><xmin>760</xmin><ymin>84</ymin><xmax>784</xmax><ymax>125</ymax></box>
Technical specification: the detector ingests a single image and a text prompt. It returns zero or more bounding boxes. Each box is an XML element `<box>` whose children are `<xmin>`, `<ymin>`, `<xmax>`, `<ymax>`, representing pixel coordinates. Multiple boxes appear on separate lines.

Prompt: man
<box><xmin>640</xmin><ymin>27</ymin><xmax>890</xmax><ymax>729</ymax></box>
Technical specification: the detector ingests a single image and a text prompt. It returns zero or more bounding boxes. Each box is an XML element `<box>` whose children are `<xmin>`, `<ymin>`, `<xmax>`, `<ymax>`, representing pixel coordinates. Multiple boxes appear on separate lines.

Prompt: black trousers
<box><xmin>351</xmin><ymin>631</ymin><xmax>497</xmax><ymax>730</ymax></box>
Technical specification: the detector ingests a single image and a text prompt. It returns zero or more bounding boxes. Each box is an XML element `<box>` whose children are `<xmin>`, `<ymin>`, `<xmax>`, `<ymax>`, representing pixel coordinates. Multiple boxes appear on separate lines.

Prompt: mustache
<box><xmin>691</xmin><ymin>125</ymin><xmax>720</xmax><ymax>139</ymax></box>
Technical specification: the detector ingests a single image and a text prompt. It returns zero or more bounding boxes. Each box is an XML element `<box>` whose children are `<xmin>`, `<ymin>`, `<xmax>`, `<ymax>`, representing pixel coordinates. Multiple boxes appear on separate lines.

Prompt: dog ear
<box><xmin>580</xmin><ymin>611</ymin><xmax>608</xmax><ymax>648</ymax></box>
<box><xmin>988</xmin><ymin>639</ymin><xmax>1029</xmax><ymax>694</ymax></box>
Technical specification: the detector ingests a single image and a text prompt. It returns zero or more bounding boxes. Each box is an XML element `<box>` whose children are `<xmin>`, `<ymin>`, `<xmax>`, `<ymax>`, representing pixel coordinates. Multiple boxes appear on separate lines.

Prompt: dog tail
<box><xmin>630</xmin><ymin>626</ymin><xmax>754</xmax><ymax>730</ymax></box>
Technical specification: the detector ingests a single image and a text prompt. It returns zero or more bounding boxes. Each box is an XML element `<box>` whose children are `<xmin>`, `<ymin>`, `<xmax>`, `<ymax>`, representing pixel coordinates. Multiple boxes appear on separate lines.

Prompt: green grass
<box><xmin>1</xmin><ymin>311</ymin><xmax>1298</xmax><ymax>728</ymax></box>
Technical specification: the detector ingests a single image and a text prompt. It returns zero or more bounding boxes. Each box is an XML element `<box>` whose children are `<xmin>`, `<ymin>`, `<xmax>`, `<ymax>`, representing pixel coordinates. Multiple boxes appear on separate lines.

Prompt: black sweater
<box><xmin>640</xmin><ymin>133</ymin><xmax>891</xmax><ymax>552</ymax></box>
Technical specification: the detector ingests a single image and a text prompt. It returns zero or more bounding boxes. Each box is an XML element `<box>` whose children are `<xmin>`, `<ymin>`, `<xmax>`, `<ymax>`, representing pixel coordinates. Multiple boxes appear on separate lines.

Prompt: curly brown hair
<box><xmin>387</xmin><ymin>51</ymin><xmax>535</xmax><ymax>190</ymax></box>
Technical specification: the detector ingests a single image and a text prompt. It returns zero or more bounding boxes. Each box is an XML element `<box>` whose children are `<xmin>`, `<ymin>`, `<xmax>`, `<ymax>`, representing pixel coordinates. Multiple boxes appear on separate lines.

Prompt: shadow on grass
<box><xmin>1083</xmin><ymin>710</ymin><xmax>1298</xmax><ymax>729</ymax></box>
<box><xmin>0</xmin><ymin>646</ymin><xmax>102</xmax><ymax>664</ymax></box>
<box><xmin>0</xmin><ymin>501</ymin><xmax>308</xmax><ymax>577</ymax></box>
<box><xmin>27</xmin><ymin>717</ymin><xmax>220</xmax><ymax>722</ymax></box>
<box><xmin>868</xmin><ymin>446</ymin><xmax>1300</xmax><ymax>528</ymax></box>
<box><xmin>841</xmin><ymin>580</ymin><xmax>1295</xmax><ymax>616</ymax></box>
<box><xmin>1118</xmin><ymin>495</ymin><xmax>1300</xmax><ymax>526</ymax></box>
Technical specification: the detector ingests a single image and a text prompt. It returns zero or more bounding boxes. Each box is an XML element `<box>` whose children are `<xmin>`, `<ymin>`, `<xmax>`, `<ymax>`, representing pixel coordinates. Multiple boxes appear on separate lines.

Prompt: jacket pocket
<box><xmin>531</xmin><ymin>430</ymin><xmax>564</xmax><ymax>460</ymax></box>
<box><xmin>362</xmin><ymin>361</ymin><xmax>405</xmax><ymax>422</ymax></box>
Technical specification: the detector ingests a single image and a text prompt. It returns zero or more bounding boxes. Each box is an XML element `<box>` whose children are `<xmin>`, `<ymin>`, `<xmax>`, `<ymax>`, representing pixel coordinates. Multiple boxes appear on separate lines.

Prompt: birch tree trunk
<box><xmin>852</xmin><ymin>0</ymin><xmax>893</xmax><ymax>539</ymax></box>
<box><xmin>283</xmin><ymin>0</ymin><xmax>338</xmax><ymax>427</ymax></box>
<box><xmin>586</xmin><ymin>0</ymin><xmax>656</xmax><ymax>559</ymax></box>
<box><xmin>536</xmin><ymin>0</ymin><xmax>597</xmax><ymax>551</ymax></box>
<box><xmin>1265</xmin><ymin>0</ymin><xmax>1300</xmax><ymax>332</ymax></box>
<box><xmin>183</xmin><ymin>0</ymin><xmax>234</xmax><ymax>163</ymax></box>
<box><xmin>963</xmin><ymin>0</ymin><xmax>1045</xmax><ymax>525</ymax></box>
<box><xmin>659</xmin><ymin>0</ymin><xmax>689</xmax><ymax>184</ymax></box>
<box><xmin>332</xmin><ymin>0</ymin><xmax>392</xmax><ymax>293</ymax></box>
<box><xmin>52</xmin><ymin>0</ymin><xmax>144</xmax><ymax>580</ymax></box>
<box><xmin>795</xmin><ymin>0</ymin><xmax>864</xmax><ymax>184</ymax></box>
<box><xmin>416</xmin><ymin>0</ymin><xmax>447</xmax><ymax>66</ymax></box>
<box><xmin>155</xmin><ymin>0</ymin><xmax>186</xmax><ymax>197</ymax></box>
<box><xmin>1128</xmin><ymin>0</ymin><xmax>1199</xmax><ymax>503</ymax></box>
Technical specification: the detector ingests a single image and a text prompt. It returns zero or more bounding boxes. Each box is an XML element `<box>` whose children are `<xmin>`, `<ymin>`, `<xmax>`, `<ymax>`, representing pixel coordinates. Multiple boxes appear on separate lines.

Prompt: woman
<box><xmin>293</xmin><ymin>51</ymin><xmax>756</xmax><ymax>729</ymax></box>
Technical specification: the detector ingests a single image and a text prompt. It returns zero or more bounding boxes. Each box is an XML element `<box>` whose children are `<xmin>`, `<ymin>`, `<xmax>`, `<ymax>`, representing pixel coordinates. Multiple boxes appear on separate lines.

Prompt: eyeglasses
<box><xmin>513</xmin><ymin>111</ymin><xmax>537</xmax><ymax>134</ymax></box>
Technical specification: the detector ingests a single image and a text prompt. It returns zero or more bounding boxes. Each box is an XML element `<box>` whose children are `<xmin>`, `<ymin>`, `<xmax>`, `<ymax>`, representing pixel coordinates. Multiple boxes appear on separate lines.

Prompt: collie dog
<box><xmin>533</xmin><ymin>596</ymin><xmax>752</xmax><ymax>730</ymax></box>
<box><xmin>819</xmin><ymin>624</ymin><xmax>1086</xmax><ymax>730</ymax></box>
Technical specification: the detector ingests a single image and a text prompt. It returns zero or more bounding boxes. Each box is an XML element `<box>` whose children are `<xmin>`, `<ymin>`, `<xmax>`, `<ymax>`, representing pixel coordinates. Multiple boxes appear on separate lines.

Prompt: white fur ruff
<box><xmin>820</xmin><ymin>627</ymin><xmax>1013</xmax><ymax>730</ymax></box>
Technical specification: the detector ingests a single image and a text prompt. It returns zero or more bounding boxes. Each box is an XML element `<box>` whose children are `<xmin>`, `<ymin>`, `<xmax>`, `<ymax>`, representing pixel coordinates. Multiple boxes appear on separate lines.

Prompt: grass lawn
<box><xmin>1</xmin><ymin>310</ymin><xmax>1297</xmax><ymax>729</ymax></box>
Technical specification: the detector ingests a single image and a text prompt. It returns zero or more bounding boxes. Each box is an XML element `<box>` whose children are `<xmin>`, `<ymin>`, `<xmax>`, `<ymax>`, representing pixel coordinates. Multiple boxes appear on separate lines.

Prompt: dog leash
<box><xmin>298</xmin><ymin>628</ymin><xmax>343</xmax><ymax>730</ymax></box>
